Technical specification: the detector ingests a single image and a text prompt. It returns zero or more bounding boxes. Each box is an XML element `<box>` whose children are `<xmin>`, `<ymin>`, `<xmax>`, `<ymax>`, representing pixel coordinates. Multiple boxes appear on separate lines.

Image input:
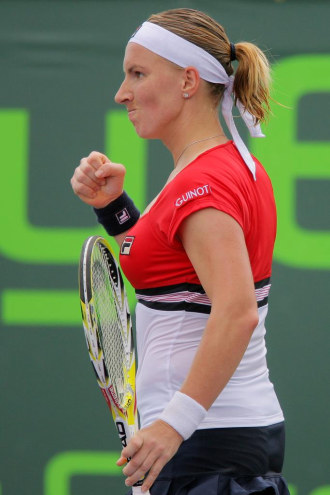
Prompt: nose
<box><xmin>114</xmin><ymin>79</ymin><xmax>133</xmax><ymax>105</ymax></box>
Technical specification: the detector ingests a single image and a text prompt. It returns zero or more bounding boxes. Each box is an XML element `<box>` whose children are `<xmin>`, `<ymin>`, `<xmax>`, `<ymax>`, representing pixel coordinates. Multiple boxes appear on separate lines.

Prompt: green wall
<box><xmin>0</xmin><ymin>1</ymin><xmax>329</xmax><ymax>494</ymax></box>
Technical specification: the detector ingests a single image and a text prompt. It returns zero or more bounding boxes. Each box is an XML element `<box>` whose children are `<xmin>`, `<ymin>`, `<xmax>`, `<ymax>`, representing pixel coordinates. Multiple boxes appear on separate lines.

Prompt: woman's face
<box><xmin>115</xmin><ymin>43</ymin><xmax>184</xmax><ymax>140</ymax></box>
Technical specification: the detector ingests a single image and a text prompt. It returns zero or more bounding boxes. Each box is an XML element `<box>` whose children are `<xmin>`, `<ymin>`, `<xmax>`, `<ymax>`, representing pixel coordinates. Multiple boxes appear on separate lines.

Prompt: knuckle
<box><xmin>71</xmin><ymin>181</ymin><xmax>78</xmax><ymax>193</ymax></box>
<box><xmin>73</xmin><ymin>186</ymin><xmax>82</xmax><ymax>195</ymax></box>
<box><xmin>73</xmin><ymin>180</ymin><xmax>81</xmax><ymax>191</ymax></box>
<box><xmin>76</xmin><ymin>183</ymin><xmax>87</xmax><ymax>195</ymax></box>
<box><xmin>133</xmin><ymin>435</ymin><xmax>144</xmax><ymax>448</ymax></box>
<box><xmin>89</xmin><ymin>150</ymin><xmax>100</xmax><ymax>160</ymax></box>
<box><xmin>147</xmin><ymin>472</ymin><xmax>157</xmax><ymax>483</ymax></box>
<box><xmin>153</xmin><ymin>444</ymin><xmax>163</xmax><ymax>457</ymax></box>
<box><xmin>144</xmin><ymin>470</ymin><xmax>157</xmax><ymax>488</ymax></box>
<box><xmin>141</xmin><ymin>461</ymin><xmax>150</xmax><ymax>473</ymax></box>
<box><xmin>74</xmin><ymin>166</ymin><xmax>84</xmax><ymax>179</ymax></box>
<box><xmin>78</xmin><ymin>162</ymin><xmax>89</xmax><ymax>173</ymax></box>
<box><xmin>160</xmin><ymin>451</ymin><xmax>171</xmax><ymax>463</ymax></box>
<box><xmin>74</xmin><ymin>167</ymin><xmax>81</xmax><ymax>177</ymax></box>
<box><xmin>127</xmin><ymin>458</ymin><xmax>139</xmax><ymax>470</ymax></box>
<box><xmin>148</xmin><ymin>437</ymin><xmax>158</xmax><ymax>449</ymax></box>
<box><xmin>130</xmin><ymin>437</ymin><xmax>139</xmax><ymax>449</ymax></box>
<box><xmin>154</xmin><ymin>440</ymin><xmax>167</xmax><ymax>454</ymax></box>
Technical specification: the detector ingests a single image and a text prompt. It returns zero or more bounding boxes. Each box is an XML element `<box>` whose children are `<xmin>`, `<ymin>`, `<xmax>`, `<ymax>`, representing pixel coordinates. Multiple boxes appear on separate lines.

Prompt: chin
<box><xmin>135</xmin><ymin>127</ymin><xmax>161</xmax><ymax>140</ymax></box>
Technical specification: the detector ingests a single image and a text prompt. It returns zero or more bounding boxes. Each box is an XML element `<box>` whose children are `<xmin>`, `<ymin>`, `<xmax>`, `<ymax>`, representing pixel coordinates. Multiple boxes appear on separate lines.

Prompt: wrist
<box><xmin>159</xmin><ymin>391</ymin><xmax>207</xmax><ymax>440</ymax></box>
<box><xmin>93</xmin><ymin>191</ymin><xmax>140</xmax><ymax>236</ymax></box>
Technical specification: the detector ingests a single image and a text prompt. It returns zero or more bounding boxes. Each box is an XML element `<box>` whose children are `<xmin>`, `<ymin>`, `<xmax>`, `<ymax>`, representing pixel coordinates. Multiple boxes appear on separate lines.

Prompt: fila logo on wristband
<box><xmin>116</xmin><ymin>208</ymin><xmax>130</xmax><ymax>224</ymax></box>
<box><xmin>175</xmin><ymin>185</ymin><xmax>211</xmax><ymax>207</ymax></box>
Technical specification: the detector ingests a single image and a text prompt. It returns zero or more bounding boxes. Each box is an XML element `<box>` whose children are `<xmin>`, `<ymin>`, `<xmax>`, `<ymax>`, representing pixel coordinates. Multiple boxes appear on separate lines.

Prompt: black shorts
<box><xmin>127</xmin><ymin>422</ymin><xmax>290</xmax><ymax>495</ymax></box>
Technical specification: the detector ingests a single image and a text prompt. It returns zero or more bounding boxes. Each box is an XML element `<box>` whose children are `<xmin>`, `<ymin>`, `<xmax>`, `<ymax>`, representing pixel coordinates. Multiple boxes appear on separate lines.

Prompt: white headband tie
<box><xmin>130</xmin><ymin>21</ymin><xmax>265</xmax><ymax>180</ymax></box>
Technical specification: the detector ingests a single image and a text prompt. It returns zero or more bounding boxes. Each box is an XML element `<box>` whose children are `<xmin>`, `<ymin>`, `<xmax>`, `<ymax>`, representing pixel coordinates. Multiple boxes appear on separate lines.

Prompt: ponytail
<box><xmin>233</xmin><ymin>42</ymin><xmax>271</xmax><ymax>124</ymax></box>
<box><xmin>148</xmin><ymin>8</ymin><xmax>272</xmax><ymax>124</ymax></box>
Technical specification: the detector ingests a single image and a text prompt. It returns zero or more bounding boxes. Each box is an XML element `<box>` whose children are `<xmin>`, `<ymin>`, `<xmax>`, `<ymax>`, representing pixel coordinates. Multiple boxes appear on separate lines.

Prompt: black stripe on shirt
<box><xmin>135</xmin><ymin>278</ymin><xmax>271</xmax><ymax>313</ymax></box>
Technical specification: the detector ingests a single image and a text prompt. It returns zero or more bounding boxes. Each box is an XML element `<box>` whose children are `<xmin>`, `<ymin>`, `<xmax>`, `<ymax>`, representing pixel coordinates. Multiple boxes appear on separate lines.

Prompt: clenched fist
<box><xmin>71</xmin><ymin>151</ymin><xmax>126</xmax><ymax>209</ymax></box>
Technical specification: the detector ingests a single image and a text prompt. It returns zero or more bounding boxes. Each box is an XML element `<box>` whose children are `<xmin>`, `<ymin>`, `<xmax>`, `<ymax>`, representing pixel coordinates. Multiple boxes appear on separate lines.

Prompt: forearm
<box><xmin>181</xmin><ymin>307</ymin><xmax>258</xmax><ymax>410</ymax></box>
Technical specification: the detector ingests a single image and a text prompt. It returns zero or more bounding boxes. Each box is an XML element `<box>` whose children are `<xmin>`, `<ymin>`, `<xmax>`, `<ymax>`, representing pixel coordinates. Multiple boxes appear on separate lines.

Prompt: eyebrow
<box><xmin>124</xmin><ymin>64</ymin><xmax>146</xmax><ymax>74</ymax></box>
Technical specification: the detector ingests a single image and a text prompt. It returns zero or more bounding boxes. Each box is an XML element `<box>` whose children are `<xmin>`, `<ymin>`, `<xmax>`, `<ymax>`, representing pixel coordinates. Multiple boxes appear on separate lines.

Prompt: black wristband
<box><xmin>93</xmin><ymin>191</ymin><xmax>140</xmax><ymax>236</ymax></box>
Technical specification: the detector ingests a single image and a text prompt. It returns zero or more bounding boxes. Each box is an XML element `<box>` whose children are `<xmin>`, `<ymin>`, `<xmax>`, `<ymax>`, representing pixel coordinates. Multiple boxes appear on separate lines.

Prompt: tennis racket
<box><xmin>79</xmin><ymin>235</ymin><xmax>149</xmax><ymax>495</ymax></box>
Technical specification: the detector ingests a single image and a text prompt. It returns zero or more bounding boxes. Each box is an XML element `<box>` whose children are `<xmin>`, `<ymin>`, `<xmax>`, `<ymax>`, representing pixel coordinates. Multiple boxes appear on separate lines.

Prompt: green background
<box><xmin>0</xmin><ymin>1</ymin><xmax>329</xmax><ymax>494</ymax></box>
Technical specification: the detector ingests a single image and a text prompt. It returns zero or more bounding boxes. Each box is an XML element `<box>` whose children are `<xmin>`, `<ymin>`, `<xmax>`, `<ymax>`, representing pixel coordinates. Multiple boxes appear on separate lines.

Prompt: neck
<box><xmin>163</xmin><ymin>100</ymin><xmax>225</xmax><ymax>166</ymax></box>
<box><xmin>175</xmin><ymin>132</ymin><xmax>226</xmax><ymax>167</ymax></box>
<box><xmin>159</xmin><ymin>87</ymin><xmax>227</xmax><ymax>167</ymax></box>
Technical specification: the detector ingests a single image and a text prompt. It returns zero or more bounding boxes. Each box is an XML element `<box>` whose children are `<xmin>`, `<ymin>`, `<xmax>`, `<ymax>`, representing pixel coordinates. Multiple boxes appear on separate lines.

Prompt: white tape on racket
<box><xmin>132</xmin><ymin>486</ymin><xmax>150</xmax><ymax>494</ymax></box>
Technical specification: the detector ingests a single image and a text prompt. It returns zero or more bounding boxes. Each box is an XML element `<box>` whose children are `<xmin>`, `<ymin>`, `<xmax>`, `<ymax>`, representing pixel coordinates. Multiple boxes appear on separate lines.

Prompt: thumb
<box><xmin>94</xmin><ymin>161</ymin><xmax>126</xmax><ymax>179</ymax></box>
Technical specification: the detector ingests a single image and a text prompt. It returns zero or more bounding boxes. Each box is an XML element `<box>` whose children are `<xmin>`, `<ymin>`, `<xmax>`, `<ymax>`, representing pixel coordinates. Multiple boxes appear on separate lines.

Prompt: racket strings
<box><xmin>91</xmin><ymin>245</ymin><xmax>127</xmax><ymax>406</ymax></box>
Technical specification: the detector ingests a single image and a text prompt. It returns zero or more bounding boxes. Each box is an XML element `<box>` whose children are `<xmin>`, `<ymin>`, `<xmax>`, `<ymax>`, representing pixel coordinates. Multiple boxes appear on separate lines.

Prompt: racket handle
<box><xmin>132</xmin><ymin>486</ymin><xmax>151</xmax><ymax>495</ymax></box>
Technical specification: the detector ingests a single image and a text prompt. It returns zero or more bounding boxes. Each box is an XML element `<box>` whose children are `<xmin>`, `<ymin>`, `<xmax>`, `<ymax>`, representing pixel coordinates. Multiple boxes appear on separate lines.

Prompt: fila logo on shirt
<box><xmin>175</xmin><ymin>185</ymin><xmax>211</xmax><ymax>207</ymax></box>
<box><xmin>120</xmin><ymin>236</ymin><xmax>135</xmax><ymax>255</ymax></box>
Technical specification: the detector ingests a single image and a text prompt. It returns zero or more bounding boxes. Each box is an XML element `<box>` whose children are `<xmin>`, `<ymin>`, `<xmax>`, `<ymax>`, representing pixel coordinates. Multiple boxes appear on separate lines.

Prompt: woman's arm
<box><xmin>179</xmin><ymin>207</ymin><xmax>259</xmax><ymax>408</ymax></box>
<box><xmin>119</xmin><ymin>207</ymin><xmax>259</xmax><ymax>492</ymax></box>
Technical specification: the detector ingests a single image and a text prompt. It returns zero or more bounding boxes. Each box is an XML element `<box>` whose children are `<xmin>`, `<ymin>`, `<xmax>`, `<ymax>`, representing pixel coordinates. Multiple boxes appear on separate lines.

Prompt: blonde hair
<box><xmin>148</xmin><ymin>8</ymin><xmax>271</xmax><ymax>123</ymax></box>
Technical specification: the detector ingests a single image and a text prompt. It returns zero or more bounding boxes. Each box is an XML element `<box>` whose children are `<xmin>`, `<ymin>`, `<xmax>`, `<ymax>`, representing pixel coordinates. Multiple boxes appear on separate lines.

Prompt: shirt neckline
<box><xmin>141</xmin><ymin>141</ymin><xmax>234</xmax><ymax>218</ymax></box>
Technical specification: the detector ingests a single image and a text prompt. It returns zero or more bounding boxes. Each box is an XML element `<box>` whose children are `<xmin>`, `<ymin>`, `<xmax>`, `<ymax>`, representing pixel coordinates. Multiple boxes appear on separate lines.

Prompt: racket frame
<box><xmin>79</xmin><ymin>236</ymin><xmax>146</xmax><ymax>493</ymax></box>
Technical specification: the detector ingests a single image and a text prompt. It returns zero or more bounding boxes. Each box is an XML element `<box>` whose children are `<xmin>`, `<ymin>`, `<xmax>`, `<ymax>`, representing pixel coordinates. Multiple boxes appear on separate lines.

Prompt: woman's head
<box><xmin>116</xmin><ymin>8</ymin><xmax>271</xmax><ymax>178</ymax></box>
<box><xmin>147</xmin><ymin>8</ymin><xmax>271</xmax><ymax>123</ymax></box>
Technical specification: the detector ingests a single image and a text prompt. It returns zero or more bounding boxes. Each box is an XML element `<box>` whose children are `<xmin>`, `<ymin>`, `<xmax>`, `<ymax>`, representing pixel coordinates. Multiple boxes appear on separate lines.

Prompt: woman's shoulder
<box><xmin>160</xmin><ymin>140</ymin><xmax>271</xmax><ymax>207</ymax></box>
<box><xmin>174</xmin><ymin>141</ymin><xmax>248</xmax><ymax>187</ymax></box>
<box><xmin>190</xmin><ymin>140</ymin><xmax>272</xmax><ymax>190</ymax></box>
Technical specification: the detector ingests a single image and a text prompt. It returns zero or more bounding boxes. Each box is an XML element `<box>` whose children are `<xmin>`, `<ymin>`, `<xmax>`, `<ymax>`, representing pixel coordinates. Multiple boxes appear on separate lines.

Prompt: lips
<box><xmin>127</xmin><ymin>109</ymin><xmax>137</xmax><ymax>122</ymax></box>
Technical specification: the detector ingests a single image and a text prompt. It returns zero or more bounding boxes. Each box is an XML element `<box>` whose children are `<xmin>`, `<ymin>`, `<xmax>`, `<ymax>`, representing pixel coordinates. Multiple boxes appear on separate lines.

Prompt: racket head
<box><xmin>79</xmin><ymin>236</ymin><xmax>137</xmax><ymax>429</ymax></box>
<box><xmin>79</xmin><ymin>236</ymin><xmax>150</xmax><ymax>494</ymax></box>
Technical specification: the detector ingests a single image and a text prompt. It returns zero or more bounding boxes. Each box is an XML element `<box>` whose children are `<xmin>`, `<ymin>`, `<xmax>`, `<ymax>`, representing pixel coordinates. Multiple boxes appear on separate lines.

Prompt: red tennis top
<box><xmin>120</xmin><ymin>141</ymin><xmax>276</xmax><ymax>290</ymax></box>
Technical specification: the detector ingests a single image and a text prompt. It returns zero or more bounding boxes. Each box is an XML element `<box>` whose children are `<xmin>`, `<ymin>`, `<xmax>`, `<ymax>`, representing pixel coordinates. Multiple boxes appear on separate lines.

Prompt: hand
<box><xmin>70</xmin><ymin>151</ymin><xmax>126</xmax><ymax>208</ymax></box>
<box><xmin>117</xmin><ymin>420</ymin><xmax>183</xmax><ymax>493</ymax></box>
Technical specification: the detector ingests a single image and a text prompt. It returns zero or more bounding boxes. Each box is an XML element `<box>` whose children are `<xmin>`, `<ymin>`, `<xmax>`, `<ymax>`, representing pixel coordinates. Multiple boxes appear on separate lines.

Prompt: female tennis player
<box><xmin>71</xmin><ymin>8</ymin><xmax>290</xmax><ymax>495</ymax></box>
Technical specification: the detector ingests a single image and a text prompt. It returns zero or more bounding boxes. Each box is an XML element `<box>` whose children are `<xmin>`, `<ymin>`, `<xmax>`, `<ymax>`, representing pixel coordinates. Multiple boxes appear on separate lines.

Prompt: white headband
<box><xmin>130</xmin><ymin>21</ymin><xmax>265</xmax><ymax>180</ymax></box>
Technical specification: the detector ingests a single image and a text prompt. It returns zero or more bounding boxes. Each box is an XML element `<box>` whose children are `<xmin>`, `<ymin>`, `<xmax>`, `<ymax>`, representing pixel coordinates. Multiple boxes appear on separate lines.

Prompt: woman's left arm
<box><xmin>119</xmin><ymin>208</ymin><xmax>259</xmax><ymax>492</ymax></box>
<box><xmin>179</xmin><ymin>207</ymin><xmax>259</xmax><ymax>408</ymax></box>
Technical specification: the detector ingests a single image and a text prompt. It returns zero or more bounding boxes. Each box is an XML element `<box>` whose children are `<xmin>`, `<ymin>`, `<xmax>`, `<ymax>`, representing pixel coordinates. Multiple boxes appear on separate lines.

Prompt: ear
<box><xmin>181</xmin><ymin>67</ymin><xmax>200</xmax><ymax>97</ymax></box>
